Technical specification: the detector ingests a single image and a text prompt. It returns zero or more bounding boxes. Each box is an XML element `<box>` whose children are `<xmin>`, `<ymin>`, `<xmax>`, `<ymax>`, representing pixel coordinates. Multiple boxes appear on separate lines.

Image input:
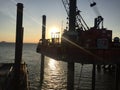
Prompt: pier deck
<box><xmin>37</xmin><ymin>43</ymin><xmax>120</xmax><ymax>64</ymax></box>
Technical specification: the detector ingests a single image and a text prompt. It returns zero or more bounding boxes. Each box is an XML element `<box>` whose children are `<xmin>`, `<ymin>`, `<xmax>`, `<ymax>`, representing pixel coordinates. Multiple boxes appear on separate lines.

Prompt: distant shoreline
<box><xmin>0</xmin><ymin>41</ymin><xmax>7</xmax><ymax>43</ymax></box>
<box><xmin>0</xmin><ymin>41</ymin><xmax>37</xmax><ymax>44</ymax></box>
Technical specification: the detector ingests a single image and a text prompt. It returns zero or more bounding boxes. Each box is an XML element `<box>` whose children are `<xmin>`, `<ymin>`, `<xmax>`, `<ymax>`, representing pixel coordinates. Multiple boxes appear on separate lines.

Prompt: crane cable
<box><xmin>77</xmin><ymin>63</ymin><xmax>84</xmax><ymax>89</ymax></box>
<box><xmin>90</xmin><ymin>0</ymin><xmax>101</xmax><ymax>16</ymax></box>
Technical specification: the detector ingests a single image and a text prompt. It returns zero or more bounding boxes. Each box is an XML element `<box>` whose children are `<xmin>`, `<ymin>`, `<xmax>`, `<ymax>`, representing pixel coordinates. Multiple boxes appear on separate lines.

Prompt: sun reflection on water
<box><xmin>42</xmin><ymin>57</ymin><xmax>67</xmax><ymax>89</ymax></box>
<box><xmin>48</xmin><ymin>58</ymin><xmax>57</xmax><ymax>70</ymax></box>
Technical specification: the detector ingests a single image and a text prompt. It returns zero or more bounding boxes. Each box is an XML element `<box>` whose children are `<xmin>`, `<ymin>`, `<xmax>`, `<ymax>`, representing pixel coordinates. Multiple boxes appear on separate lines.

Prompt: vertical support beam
<box><xmin>115</xmin><ymin>64</ymin><xmax>120</xmax><ymax>90</ymax></box>
<box><xmin>92</xmin><ymin>64</ymin><xmax>96</xmax><ymax>90</ymax></box>
<box><xmin>14</xmin><ymin>3</ymin><xmax>24</xmax><ymax>90</ymax></box>
<box><xmin>42</xmin><ymin>15</ymin><xmax>46</xmax><ymax>43</ymax></box>
<box><xmin>67</xmin><ymin>1</ymin><xmax>76</xmax><ymax>89</ymax></box>
<box><xmin>67</xmin><ymin>62</ymin><xmax>75</xmax><ymax>90</ymax></box>
<box><xmin>40</xmin><ymin>15</ymin><xmax>46</xmax><ymax>88</ymax></box>
<box><xmin>69</xmin><ymin>0</ymin><xmax>76</xmax><ymax>31</ymax></box>
<box><xmin>15</xmin><ymin>3</ymin><xmax>24</xmax><ymax>64</ymax></box>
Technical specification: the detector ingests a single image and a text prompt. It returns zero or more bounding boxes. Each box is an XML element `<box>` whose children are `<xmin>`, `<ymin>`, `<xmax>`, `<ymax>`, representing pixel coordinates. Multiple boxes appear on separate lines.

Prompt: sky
<box><xmin>0</xmin><ymin>0</ymin><xmax>120</xmax><ymax>43</ymax></box>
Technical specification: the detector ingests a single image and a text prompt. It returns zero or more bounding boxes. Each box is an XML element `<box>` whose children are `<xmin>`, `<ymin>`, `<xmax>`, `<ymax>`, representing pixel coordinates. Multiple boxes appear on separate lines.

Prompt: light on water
<box><xmin>0</xmin><ymin>43</ymin><xmax>118</xmax><ymax>90</ymax></box>
<box><xmin>48</xmin><ymin>58</ymin><xmax>57</xmax><ymax>70</ymax></box>
<box><xmin>42</xmin><ymin>57</ymin><xmax>67</xmax><ymax>90</ymax></box>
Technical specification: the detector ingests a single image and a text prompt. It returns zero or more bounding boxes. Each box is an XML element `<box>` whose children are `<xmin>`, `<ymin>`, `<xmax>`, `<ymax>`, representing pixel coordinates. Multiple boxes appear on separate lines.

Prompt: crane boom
<box><xmin>62</xmin><ymin>0</ymin><xmax>69</xmax><ymax>16</ymax></box>
<box><xmin>62</xmin><ymin>0</ymin><xmax>89</xmax><ymax>31</ymax></box>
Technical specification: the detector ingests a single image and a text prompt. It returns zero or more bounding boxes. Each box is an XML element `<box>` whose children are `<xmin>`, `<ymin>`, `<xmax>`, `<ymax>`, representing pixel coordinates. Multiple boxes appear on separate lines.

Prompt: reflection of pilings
<box><xmin>40</xmin><ymin>55</ymin><xmax>45</xmax><ymax>87</ymax></box>
<box><xmin>115</xmin><ymin>64</ymin><xmax>120</xmax><ymax>90</ymax></box>
<box><xmin>67</xmin><ymin>62</ymin><xmax>74</xmax><ymax>90</ymax></box>
<box><xmin>14</xmin><ymin>3</ymin><xmax>24</xmax><ymax>90</ymax></box>
<box><xmin>40</xmin><ymin>15</ymin><xmax>46</xmax><ymax>88</ymax></box>
<box><xmin>92</xmin><ymin>64</ymin><xmax>96</xmax><ymax>90</ymax></box>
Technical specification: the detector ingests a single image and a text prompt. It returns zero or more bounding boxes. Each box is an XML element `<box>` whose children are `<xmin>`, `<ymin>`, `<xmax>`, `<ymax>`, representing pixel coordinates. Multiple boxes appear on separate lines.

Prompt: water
<box><xmin>0</xmin><ymin>43</ymin><xmax>118</xmax><ymax>90</ymax></box>
<box><xmin>0</xmin><ymin>43</ymin><xmax>41</xmax><ymax>90</ymax></box>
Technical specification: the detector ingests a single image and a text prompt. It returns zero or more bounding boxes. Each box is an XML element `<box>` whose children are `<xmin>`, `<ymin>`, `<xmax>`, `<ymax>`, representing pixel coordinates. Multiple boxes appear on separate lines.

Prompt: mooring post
<box><xmin>67</xmin><ymin>62</ymin><xmax>75</xmax><ymax>90</ymax></box>
<box><xmin>115</xmin><ymin>64</ymin><xmax>120</xmax><ymax>90</ymax></box>
<box><xmin>40</xmin><ymin>15</ymin><xmax>46</xmax><ymax>87</ymax></box>
<box><xmin>14</xmin><ymin>3</ymin><xmax>24</xmax><ymax>90</ymax></box>
<box><xmin>92</xmin><ymin>64</ymin><xmax>96</xmax><ymax>90</ymax></box>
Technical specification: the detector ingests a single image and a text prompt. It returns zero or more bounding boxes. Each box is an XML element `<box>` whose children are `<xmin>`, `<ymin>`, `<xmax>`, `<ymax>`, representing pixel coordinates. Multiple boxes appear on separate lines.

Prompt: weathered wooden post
<box><xmin>14</xmin><ymin>3</ymin><xmax>24</xmax><ymax>90</ymax></box>
<box><xmin>40</xmin><ymin>15</ymin><xmax>46</xmax><ymax>87</ymax></box>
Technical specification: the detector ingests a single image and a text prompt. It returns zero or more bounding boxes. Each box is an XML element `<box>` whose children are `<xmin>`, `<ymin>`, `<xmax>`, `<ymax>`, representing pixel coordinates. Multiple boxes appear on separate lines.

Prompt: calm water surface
<box><xmin>0</xmin><ymin>43</ymin><xmax>117</xmax><ymax>90</ymax></box>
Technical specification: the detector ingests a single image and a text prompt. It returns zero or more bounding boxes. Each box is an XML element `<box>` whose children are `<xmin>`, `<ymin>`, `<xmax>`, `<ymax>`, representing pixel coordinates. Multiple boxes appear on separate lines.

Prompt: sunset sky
<box><xmin>0</xmin><ymin>0</ymin><xmax>120</xmax><ymax>43</ymax></box>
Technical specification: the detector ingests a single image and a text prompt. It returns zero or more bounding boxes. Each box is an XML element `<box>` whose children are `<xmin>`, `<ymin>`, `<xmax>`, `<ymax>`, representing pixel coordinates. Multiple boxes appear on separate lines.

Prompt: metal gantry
<box><xmin>62</xmin><ymin>0</ymin><xmax>89</xmax><ymax>31</ymax></box>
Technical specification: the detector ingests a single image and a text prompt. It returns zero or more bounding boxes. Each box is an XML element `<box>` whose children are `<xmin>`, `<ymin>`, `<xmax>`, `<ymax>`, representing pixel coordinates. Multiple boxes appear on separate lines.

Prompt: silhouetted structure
<box><xmin>37</xmin><ymin>0</ymin><xmax>120</xmax><ymax>90</ymax></box>
<box><xmin>0</xmin><ymin>3</ymin><xmax>28</xmax><ymax>90</ymax></box>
